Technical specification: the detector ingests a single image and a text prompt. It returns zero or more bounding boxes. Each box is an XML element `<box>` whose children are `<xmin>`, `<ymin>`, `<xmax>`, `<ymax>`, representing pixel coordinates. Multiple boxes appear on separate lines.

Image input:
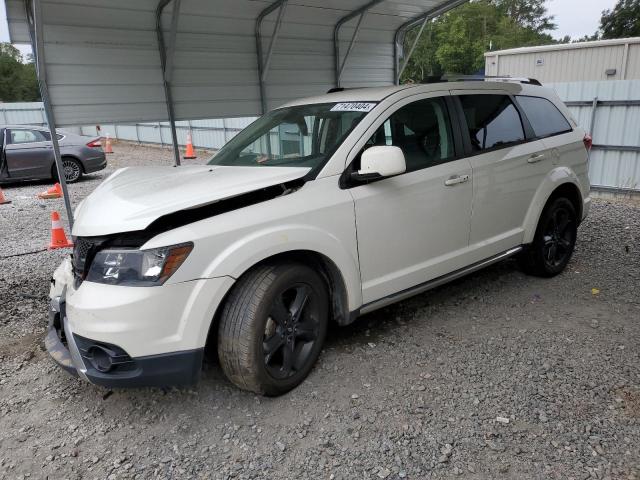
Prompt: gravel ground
<box><xmin>0</xmin><ymin>143</ymin><xmax>639</xmax><ymax>480</ymax></box>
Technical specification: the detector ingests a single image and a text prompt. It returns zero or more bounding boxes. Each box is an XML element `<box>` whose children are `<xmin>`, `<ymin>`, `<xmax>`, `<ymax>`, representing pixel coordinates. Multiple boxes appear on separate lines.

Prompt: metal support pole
<box><xmin>261</xmin><ymin>1</ymin><xmax>288</xmax><ymax>82</ymax></box>
<box><xmin>333</xmin><ymin>0</ymin><xmax>386</xmax><ymax>88</ymax></box>
<box><xmin>589</xmin><ymin>97</ymin><xmax>598</xmax><ymax>136</ymax></box>
<box><xmin>397</xmin><ymin>16</ymin><xmax>429</xmax><ymax>81</ymax></box>
<box><xmin>255</xmin><ymin>0</ymin><xmax>289</xmax><ymax>114</ymax></box>
<box><xmin>587</xmin><ymin>97</ymin><xmax>598</xmax><ymax>167</ymax></box>
<box><xmin>25</xmin><ymin>0</ymin><xmax>74</xmax><ymax>229</ymax></box>
<box><xmin>156</xmin><ymin>0</ymin><xmax>181</xmax><ymax>166</ymax></box>
<box><xmin>394</xmin><ymin>0</ymin><xmax>468</xmax><ymax>84</ymax></box>
<box><xmin>158</xmin><ymin>122</ymin><xmax>164</xmax><ymax>146</ymax></box>
<box><xmin>337</xmin><ymin>12</ymin><xmax>366</xmax><ymax>87</ymax></box>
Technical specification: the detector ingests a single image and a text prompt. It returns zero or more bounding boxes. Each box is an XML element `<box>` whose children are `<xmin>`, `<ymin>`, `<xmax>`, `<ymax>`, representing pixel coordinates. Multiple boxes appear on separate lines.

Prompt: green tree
<box><xmin>599</xmin><ymin>0</ymin><xmax>640</xmax><ymax>39</ymax></box>
<box><xmin>492</xmin><ymin>0</ymin><xmax>555</xmax><ymax>32</ymax></box>
<box><xmin>0</xmin><ymin>42</ymin><xmax>41</xmax><ymax>102</ymax></box>
<box><xmin>400</xmin><ymin>0</ymin><xmax>557</xmax><ymax>82</ymax></box>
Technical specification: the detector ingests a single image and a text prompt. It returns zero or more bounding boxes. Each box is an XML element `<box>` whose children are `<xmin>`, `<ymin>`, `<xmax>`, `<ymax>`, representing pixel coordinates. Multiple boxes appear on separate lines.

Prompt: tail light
<box><xmin>583</xmin><ymin>134</ymin><xmax>593</xmax><ymax>151</ymax></box>
<box><xmin>86</xmin><ymin>138</ymin><xmax>103</xmax><ymax>148</ymax></box>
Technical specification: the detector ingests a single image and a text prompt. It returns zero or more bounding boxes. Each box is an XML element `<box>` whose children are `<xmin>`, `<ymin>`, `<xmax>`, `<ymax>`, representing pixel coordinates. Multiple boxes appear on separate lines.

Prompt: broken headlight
<box><xmin>85</xmin><ymin>243</ymin><xmax>193</xmax><ymax>287</ymax></box>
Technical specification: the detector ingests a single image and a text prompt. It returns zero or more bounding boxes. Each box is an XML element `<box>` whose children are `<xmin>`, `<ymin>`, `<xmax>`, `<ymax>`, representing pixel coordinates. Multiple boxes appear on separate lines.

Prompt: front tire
<box><xmin>217</xmin><ymin>263</ymin><xmax>329</xmax><ymax>396</ymax></box>
<box><xmin>519</xmin><ymin>197</ymin><xmax>578</xmax><ymax>277</ymax></box>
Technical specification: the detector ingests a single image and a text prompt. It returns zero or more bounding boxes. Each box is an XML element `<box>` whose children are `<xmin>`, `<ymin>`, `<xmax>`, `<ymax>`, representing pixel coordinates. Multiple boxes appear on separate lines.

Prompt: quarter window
<box><xmin>459</xmin><ymin>95</ymin><xmax>525</xmax><ymax>152</ymax></box>
<box><xmin>363</xmin><ymin>97</ymin><xmax>455</xmax><ymax>172</ymax></box>
<box><xmin>516</xmin><ymin>95</ymin><xmax>572</xmax><ymax>138</ymax></box>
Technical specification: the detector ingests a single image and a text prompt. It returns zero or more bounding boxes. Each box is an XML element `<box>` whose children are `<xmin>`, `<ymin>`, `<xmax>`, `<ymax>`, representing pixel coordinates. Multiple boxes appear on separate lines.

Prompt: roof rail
<box><xmin>422</xmin><ymin>75</ymin><xmax>542</xmax><ymax>86</ymax></box>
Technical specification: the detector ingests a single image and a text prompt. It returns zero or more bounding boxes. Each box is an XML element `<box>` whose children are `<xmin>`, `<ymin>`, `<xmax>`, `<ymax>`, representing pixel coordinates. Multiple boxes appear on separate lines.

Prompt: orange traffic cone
<box><xmin>104</xmin><ymin>133</ymin><xmax>114</xmax><ymax>154</ymax></box>
<box><xmin>184</xmin><ymin>132</ymin><xmax>196</xmax><ymax>159</ymax></box>
<box><xmin>37</xmin><ymin>182</ymin><xmax>63</xmax><ymax>199</ymax></box>
<box><xmin>0</xmin><ymin>187</ymin><xmax>11</xmax><ymax>205</ymax></box>
<box><xmin>48</xmin><ymin>211</ymin><xmax>74</xmax><ymax>250</ymax></box>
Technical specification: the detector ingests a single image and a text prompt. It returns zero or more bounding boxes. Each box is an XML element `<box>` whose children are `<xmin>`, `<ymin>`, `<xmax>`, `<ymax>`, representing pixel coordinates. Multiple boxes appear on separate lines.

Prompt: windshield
<box><xmin>208</xmin><ymin>102</ymin><xmax>375</xmax><ymax>171</ymax></box>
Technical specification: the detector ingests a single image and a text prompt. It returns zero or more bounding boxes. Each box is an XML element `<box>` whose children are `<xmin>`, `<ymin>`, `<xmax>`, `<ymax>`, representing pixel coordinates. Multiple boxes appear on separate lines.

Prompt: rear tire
<box><xmin>217</xmin><ymin>263</ymin><xmax>329</xmax><ymax>396</ymax></box>
<box><xmin>52</xmin><ymin>158</ymin><xmax>83</xmax><ymax>183</ymax></box>
<box><xmin>519</xmin><ymin>197</ymin><xmax>577</xmax><ymax>277</ymax></box>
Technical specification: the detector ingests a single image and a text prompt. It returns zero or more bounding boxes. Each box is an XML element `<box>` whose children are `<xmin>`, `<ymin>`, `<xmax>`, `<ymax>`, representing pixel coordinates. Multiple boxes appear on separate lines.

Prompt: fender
<box><xmin>200</xmin><ymin>224</ymin><xmax>363</xmax><ymax>312</ymax></box>
<box><xmin>145</xmin><ymin>221</ymin><xmax>363</xmax><ymax>312</ymax></box>
<box><xmin>522</xmin><ymin>166</ymin><xmax>582</xmax><ymax>244</ymax></box>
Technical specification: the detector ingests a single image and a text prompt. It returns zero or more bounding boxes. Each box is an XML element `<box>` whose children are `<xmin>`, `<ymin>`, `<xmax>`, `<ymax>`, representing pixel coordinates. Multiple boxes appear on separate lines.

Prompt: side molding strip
<box><xmin>359</xmin><ymin>246</ymin><xmax>523</xmax><ymax>315</ymax></box>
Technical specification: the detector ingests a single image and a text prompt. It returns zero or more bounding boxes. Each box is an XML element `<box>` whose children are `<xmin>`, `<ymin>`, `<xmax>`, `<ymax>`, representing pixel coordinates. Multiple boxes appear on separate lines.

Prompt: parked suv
<box><xmin>47</xmin><ymin>80</ymin><xmax>591</xmax><ymax>395</ymax></box>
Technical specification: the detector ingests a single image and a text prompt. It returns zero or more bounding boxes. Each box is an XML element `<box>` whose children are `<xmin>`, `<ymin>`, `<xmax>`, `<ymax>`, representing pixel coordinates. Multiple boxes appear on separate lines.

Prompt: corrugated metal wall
<box><xmin>550</xmin><ymin>81</ymin><xmax>640</xmax><ymax>192</ymax></box>
<box><xmin>3</xmin><ymin>80</ymin><xmax>639</xmax><ymax>191</ymax></box>
<box><xmin>5</xmin><ymin>0</ymin><xmax>447</xmax><ymax>125</ymax></box>
<box><xmin>0</xmin><ymin>102</ymin><xmax>249</xmax><ymax>148</ymax></box>
<box><xmin>485</xmin><ymin>38</ymin><xmax>640</xmax><ymax>83</ymax></box>
<box><xmin>79</xmin><ymin>118</ymin><xmax>256</xmax><ymax>150</ymax></box>
<box><xmin>0</xmin><ymin>102</ymin><xmax>46</xmax><ymax>125</ymax></box>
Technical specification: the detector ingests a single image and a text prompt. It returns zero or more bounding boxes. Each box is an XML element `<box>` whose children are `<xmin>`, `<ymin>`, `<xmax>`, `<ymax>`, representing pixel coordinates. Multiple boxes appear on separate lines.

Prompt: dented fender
<box><xmin>142</xmin><ymin>177</ymin><xmax>362</xmax><ymax>311</ymax></box>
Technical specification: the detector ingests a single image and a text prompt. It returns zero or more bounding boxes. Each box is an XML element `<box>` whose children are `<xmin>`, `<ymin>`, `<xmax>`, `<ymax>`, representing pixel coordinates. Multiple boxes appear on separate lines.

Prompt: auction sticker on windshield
<box><xmin>330</xmin><ymin>102</ymin><xmax>376</xmax><ymax>112</ymax></box>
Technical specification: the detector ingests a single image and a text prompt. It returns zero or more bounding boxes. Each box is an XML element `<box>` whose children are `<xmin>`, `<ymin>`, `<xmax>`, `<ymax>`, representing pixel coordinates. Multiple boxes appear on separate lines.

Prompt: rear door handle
<box><xmin>527</xmin><ymin>154</ymin><xmax>545</xmax><ymax>164</ymax></box>
<box><xmin>444</xmin><ymin>174</ymin><xmax>470</xmax><ymax>186</ymax></box>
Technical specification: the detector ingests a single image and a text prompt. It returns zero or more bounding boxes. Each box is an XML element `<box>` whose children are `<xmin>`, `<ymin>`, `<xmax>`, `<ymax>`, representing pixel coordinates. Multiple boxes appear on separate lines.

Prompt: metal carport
<box><xmin>4</xmin><ymin>0</ymin><xmax>468</xmax><ymax>226</ymax></box>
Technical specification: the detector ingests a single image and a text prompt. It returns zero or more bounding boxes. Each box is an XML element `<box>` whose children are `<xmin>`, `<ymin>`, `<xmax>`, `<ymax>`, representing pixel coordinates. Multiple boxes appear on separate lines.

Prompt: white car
<box><xmin>47</xmin><ymin>79</ymin><xmax>591</xmax><ymax>395</ymax></box>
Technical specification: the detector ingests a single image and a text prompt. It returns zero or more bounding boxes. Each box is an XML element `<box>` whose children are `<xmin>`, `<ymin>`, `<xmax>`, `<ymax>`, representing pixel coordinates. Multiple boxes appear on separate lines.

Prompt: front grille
<box><xmin>73</xmin><ymin>238</ymin><xmax>92</xmax><ymax>269</ymax></box>
<box><xmin>72</xmin><ymin>237</ymin><xmax>103</xmax><ymax>287</ymax></box>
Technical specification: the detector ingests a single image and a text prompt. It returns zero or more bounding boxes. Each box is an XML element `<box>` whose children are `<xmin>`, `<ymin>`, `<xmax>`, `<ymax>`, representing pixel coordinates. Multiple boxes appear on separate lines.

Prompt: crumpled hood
<box><xmin>72</xmin><ymin>165</ymin><xmax>310</xmax><ymax>237</ymax></box>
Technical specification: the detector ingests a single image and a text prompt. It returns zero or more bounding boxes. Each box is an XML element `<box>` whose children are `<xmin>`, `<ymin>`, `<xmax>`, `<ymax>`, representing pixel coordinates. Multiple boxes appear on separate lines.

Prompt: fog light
<box><xmin>87</xmin><ymin>345</ymin><xmax>114</xmax><ymax>373</ymax></box>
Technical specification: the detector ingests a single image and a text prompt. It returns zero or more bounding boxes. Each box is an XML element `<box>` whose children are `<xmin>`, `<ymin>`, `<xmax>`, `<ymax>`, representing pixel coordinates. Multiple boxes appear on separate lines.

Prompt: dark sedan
<box><xmin>0</xmin><ymin>125</ymin><xmax>107</xmax><ymax>183</ymax></box>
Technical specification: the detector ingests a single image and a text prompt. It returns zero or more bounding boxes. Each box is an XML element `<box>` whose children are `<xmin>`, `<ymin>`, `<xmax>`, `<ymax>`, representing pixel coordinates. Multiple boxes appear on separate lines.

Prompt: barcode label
<box><xmin>330</xmin><ymin>102</ymin><xmax>376</xmax><ymax>112</ymax></box>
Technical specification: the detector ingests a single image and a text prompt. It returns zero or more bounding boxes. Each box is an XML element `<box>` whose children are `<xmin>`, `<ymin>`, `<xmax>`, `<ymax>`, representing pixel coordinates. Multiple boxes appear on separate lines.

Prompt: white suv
<box><xmin>47</xmin><ymin>80</ymin><xmax>591</xmax><ymax>395</ymax></box>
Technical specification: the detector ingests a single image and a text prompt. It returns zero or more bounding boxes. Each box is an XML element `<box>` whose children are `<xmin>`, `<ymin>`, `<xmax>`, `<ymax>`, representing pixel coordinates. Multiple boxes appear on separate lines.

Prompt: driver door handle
<box><xmin>444</xmin><ymin>174</ymin><xmax>470</xmax><ymax>186</ymax></box>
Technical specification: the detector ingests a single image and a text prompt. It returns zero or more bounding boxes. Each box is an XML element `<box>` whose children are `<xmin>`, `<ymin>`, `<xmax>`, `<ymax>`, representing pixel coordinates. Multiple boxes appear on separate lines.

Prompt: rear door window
<box><xmin>516</xmin><ymin>95</ymin><xmax>572</xmax><ymax>138</ymax></box>
<box><xmin>9</xmin><ymin>129</ymin><xmax>49</xmax><ymax>145</ymax></box>
<box><xmin>458</xmin><ymin>95</ymin><xmax>525</xmax><ymax>152</ymax></box>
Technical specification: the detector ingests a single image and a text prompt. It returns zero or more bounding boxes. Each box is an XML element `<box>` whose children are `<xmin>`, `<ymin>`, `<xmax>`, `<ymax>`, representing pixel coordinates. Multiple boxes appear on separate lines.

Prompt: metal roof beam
<box><xmin>334</xmin><ymin>0</ymin><xmax>386</xmax><ymax>88</ymax></box>
<box><xmin>156</xmin><ymin>0</ymin><xmax>182</xmax><ymax>167</ymax></box>
<box><xmin>24</xmin><ymin>0</ymin><xmax>74</xmax><ymax>228</ymax></box>
<box><xmin>256</xmin><ymin>0</ymin><xmax>289</xmax><ymax>114</ymax></box>
<box><xmin>394</xmin><ymin>0</ymin><xmax>468</xmax><ymax>84</ymax></box>
<box><xmin>396</xmin><ymin>16</ymin><xmax>429</xmax><ymax>82</ymax></box>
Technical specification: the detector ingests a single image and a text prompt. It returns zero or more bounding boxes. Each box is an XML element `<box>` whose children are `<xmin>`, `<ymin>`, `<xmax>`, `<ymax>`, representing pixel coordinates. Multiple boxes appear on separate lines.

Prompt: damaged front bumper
<box><xmin>45</xmin><ymin>258</ymin><xmax>205</xmax><ymax>389</ymax></box>
<box><xmin>45</xmin><ymin>290</ymin><xmax>81</xmax><ymax>379</ymax></box>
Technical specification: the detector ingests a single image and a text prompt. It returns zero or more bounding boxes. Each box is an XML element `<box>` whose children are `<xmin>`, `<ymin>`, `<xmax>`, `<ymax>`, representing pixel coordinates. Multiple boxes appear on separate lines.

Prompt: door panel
<box><xmin>5</xmin><ymin>129</ymin><xmax>53</xmax><ymax>179</ymax></box>
<box><xmin>452</xmin><ymin>92</ymin><xmax>549</xmax><ymax>262</ymax></box>
<box><xmin>466</xmin><ymin>140</ymin><xmax>549</xmax><ymax>258</ymax></box>
<box><xmin>346</xmin><ymin>93</ymin><xmax>473</xmax><ymax>305</ymax></box>
<box><xmin>352</xmin><ymin>159</ymin><xmax>473</xmax><ymax>303</ymax></box>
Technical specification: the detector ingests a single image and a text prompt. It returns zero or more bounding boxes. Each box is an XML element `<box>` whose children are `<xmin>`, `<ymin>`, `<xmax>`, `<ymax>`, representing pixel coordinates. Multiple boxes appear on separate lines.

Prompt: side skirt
<box><xmin>357</xmin><ymin>246</ymin><xmax>523</xmax><ymax>316</ymax></box>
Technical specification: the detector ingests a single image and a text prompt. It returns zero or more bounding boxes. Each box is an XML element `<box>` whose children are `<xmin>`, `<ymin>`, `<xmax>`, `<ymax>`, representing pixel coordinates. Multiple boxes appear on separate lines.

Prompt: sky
<box><xmin>546</xmin><ymin>0</ymin><xmax>617</xmax><ymax>39</ymax></box>
<box><xmin>0</xmin><ymin>0</ymin><xmax>621</xmax><ymax>58</ymax></box>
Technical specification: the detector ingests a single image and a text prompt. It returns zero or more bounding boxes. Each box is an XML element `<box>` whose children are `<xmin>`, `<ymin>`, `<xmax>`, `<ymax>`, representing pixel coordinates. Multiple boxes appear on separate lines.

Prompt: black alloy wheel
<box><xmin>541</xmin><ymin>205</ymin><xmax>574</xmax><ymax>270</ymax></box>
<box><xmin>519</xmin><ymin>196</ymin><xmax>578</xmax><ymax>277</ymax></box>
<box><xmin>218</xmin><ymin>263</ymin><xmax>329</xmax><ymax>395</ymax></box>
<box><xmin>263</xmin><ymin>283</ymin><xmax>321</xmax><ymax>380</ymax></box>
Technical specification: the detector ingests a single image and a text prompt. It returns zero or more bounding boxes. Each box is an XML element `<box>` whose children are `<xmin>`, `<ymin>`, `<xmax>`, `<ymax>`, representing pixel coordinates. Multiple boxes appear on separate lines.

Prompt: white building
<box><xmin>485</xmin><ymin>37</ymin><xmax>640</xmax><ymax>83</ymax></box>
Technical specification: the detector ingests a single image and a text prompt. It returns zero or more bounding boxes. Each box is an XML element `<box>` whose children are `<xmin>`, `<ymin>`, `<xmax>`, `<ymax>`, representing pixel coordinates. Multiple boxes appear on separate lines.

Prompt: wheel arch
<box><xmin>523</xmin><ymin>167</ymin><xmax>584</xmax><ymax>244</ymax></box>
<box><xmin>62</xmin><ymin>154</ymin><xmax>86</xmax><ymax>173</ymax></box>
<box><xmin>204</xmin><ymin>249</ymin><xmax>355</xmax><ymax>360</ymax></box>
<box><xmin>52</xmin><ymin>155</ymin><xmax>85</xmax><ymax>179</ymax></box>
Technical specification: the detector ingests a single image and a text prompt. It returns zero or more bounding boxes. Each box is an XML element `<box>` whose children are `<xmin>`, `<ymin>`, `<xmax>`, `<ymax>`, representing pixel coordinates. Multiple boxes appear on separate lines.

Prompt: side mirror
<box><xmin>351</xmin><ymin>146</ymin><xmax>406</xmax><ymax>182</ymax></box>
